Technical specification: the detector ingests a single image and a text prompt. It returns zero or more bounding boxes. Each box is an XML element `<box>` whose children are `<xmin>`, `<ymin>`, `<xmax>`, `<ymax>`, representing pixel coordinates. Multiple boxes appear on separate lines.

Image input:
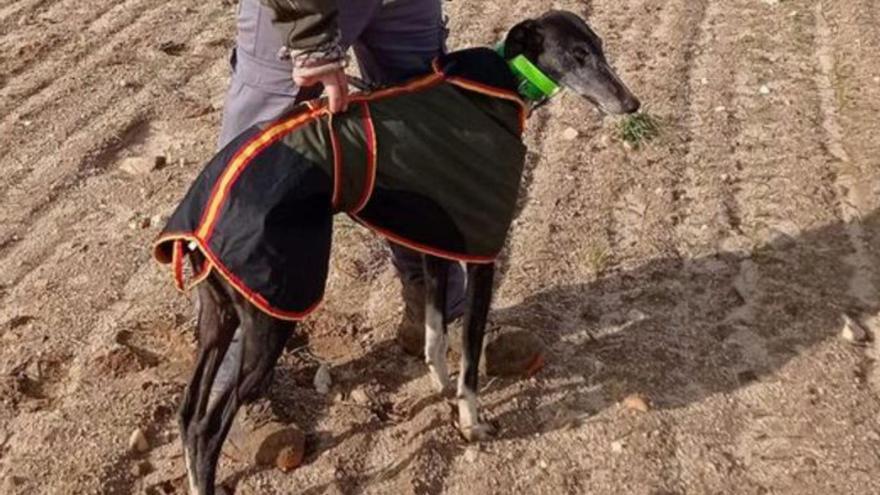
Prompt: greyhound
<box><xmin>172</xmin><ymin>10</ymin><xmax>639</xmax><ymax>494</ymax></box>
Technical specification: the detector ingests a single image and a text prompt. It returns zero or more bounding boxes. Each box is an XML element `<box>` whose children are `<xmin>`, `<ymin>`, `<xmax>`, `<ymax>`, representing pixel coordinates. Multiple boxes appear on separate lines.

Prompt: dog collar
<box><xmin>496</xmin><ymin>44</ymin><xmax>561</xmax><ymax>102</ymax></box>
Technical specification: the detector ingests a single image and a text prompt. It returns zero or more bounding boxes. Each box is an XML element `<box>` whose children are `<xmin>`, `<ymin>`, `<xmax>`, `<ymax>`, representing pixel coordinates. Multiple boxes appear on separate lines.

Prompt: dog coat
<box><xmin>154</xmin><ymin>48</ymin><xmax>527</xmax><ymax>320</ymax></box>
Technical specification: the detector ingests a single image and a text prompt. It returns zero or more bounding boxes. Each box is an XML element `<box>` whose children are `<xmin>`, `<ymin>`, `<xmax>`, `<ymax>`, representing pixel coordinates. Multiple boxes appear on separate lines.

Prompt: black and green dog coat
<box><xmin>154</xmin><ymin>48</ymin><xmax>528</xmax><ymax>320</ymax></box>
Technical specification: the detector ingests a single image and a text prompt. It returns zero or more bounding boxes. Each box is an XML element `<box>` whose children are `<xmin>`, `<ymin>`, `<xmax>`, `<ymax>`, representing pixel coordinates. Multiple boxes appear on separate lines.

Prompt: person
<box><xmin>211</xmin><ymin>0</ymin><xmax>467</xmax><ymax>456</ymax></box>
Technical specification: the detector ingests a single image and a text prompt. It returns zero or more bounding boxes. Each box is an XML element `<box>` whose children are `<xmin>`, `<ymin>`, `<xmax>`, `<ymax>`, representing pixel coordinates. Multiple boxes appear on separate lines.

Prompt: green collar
<box><xmin>496</xmin><ymin>44</ymin><xmax>561</xmax><ymax>102</ymax></box>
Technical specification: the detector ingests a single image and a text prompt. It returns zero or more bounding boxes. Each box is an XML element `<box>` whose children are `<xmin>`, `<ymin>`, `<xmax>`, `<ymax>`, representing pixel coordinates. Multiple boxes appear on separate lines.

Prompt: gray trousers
<box><xmin>212</xmin><ymin>1</ymin><xmax>465</xmax><ymax>388</ymax></box>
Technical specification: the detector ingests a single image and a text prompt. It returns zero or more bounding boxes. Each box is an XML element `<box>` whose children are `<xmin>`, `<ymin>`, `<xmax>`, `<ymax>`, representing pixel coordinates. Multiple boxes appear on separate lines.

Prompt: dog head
<box><xmin>503</xmin><ymin>10</ymin><xmax>640</xmax><ymax>114</ymax></box>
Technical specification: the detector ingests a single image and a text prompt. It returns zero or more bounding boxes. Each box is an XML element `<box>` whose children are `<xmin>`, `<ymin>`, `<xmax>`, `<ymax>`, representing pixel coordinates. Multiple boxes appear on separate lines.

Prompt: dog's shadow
<box><xmin>486</xmin><ymin>207</ymin><xmax>880</xmax><ymax>440</ymax></box>
<box><xmin>222</xmin><ymin>206</ymin><xmax>879</xmax><ymax>493</ymax></box>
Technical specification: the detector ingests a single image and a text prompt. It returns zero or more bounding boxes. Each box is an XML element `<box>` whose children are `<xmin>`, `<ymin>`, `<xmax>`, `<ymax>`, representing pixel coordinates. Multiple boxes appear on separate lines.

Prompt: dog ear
<box><xmin>504</xmin><ymin>19</ymin><xmax>544</xmax><ymax>60</ymax></box>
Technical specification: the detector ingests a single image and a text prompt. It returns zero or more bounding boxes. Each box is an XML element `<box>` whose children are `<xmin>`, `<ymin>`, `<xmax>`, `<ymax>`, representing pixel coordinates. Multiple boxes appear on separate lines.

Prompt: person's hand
<box><xmin>294</xmin><ymin>67</ymin><xmax>350</xmax><ymax>113</ymax></box>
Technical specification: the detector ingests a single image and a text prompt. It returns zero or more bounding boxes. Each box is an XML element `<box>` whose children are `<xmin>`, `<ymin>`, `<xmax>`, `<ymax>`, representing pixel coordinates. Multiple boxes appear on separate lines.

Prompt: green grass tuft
<box><xmin>619</xmin><ymin>112</ymin><xmax>661</xmax><ymax>148</ymax></box>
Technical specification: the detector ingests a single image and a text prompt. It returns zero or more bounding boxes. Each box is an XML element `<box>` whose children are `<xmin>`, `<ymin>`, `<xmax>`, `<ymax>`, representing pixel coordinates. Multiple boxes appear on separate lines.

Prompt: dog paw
<box><xmin>460</xmin><ymin>422</ymin><xmax>496</xmax><ymax>442</ymax></box>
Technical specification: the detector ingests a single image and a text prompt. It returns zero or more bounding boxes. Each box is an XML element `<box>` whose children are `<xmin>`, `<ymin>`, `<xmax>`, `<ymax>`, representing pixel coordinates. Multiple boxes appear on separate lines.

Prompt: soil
<box><xmin>1</xmin><ymin>0</ymin><xmax>879</xmax><ymax>493</ymax></box>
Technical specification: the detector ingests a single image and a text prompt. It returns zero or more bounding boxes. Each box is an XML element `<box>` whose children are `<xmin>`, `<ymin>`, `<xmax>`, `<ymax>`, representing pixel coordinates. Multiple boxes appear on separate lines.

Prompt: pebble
<box><xmin>130</xmin><ymin>460</ymin><xmax>153</xmax><ymax>477</ymax></box>
<box><xmin>622</xmin><ymin>394</ymin><xmax>651</xmax><ymax>413</ymax></box>
<box><xmin>464</xmin><ymin>447</ymin><xmax>479</xmax><ymax>463</ymax></box>
<box><xmin>484</xmin><ymin>325</ymin><xmax>546</xmax><ymax>377</ymax></box>
<box><xmin>276</xmin><ymin>443</ymin><xmax>305</xmax><ymax>472</ymax></box>
<box><xmin>350</xmin><ymin>388</ymin><xmax>372</xmax><ymax>406</ymax></box>
<box><xmin>562</xmin><ymin>127</ymin><xmax>579</xmax><ymax>141</ymax></box>
<box><xmin>759</xmin><ymin>85</ymin><xmax>771</xmax><ymax>95</ymax></box>
<box><xmin>120</xmin><ymin>156</ymin><xmax>159</xmax><ymax>176</ymax></box>
<box><xmin>129</xmin><ymin>428</ymin><xmax>149</xmax><ymax>453</ymax></box>
<box><xmin>313</xmin><ymin>364</ymin><xmax>332</xmax><ymax>394</ymax></box>
<box><xmin>840</xmin><ymin>314</ymin><xmax>869</xmax><ymax>343</ymax></box>
<box><xmin>611</xmin><ymin>440</ymin><xmax>625</xmax><ymax>453</ymax></box>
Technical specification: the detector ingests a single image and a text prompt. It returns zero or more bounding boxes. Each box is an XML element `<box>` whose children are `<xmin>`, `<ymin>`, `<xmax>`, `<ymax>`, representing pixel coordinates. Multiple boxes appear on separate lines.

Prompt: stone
<box><xmin>464</xmin><ymin>447</ymin><xmax>479</xmax><ymax>462</ymax></box>
<box><xmin>759</xmin><ymin>85</ymin><xmax>771</xmax><ymax>95</ymax></box>
<box><xmin>562</xmin><ymin>127</ymin><xmax>579</xmax><ymax>141</ymax></box>
<box><xmin>611</xmin><ymin>440</ymin><xmax>625</xmax><ymax>453</ymax></box>
<box><xmin>484</xmin><ymin>326</ymin><xmax>546</xmax><ymax>377</ymax></box>
<box><xmin>840</xmin><ymin>314</ymin><xmax>869</xmax><ymax>343</ymax></box>
<box><xmin>130</xmin><ymin>460</ymin><xmax>154</xmax><ymax>477</ymax></box>
<box><xmin>225</xmin><ymin>417</ymin><xmax>306</xmax><ymax>468</ymax></box>
<box><xmin>128</xmin><ymin>428</ymin><xmax>149</xmax><ymax>453</ymax></box>
<box><xmin>314</xmin><ymin>364</ymin><xmax>332</xmax><ymax>394</ymax></box>
<box><xmin>276</xmin><ymin>444</ymin><xmax>306</xmax><ymax>472</ymax></box>
<box><xmin>622</xmin><ymin>394</ymin><xmax>651</xmax><ymax>413</ymax></box>
<box><xmin>120</xmin><ymin>157</ymin><xmax>158</xmax><ymax>176</ymax></box>
<box><xmin>350</xmin><ymin>388</ymin><xmax>372</xmax><ymax>406</ymax></box>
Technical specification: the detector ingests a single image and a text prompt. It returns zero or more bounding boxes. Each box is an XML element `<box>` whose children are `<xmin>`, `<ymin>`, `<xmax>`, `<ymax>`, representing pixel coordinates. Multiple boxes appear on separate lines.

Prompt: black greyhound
<box><xmin>174</xmin><ymin>11</ymin><xmax>640</xmax><ymax>495</ymax></box>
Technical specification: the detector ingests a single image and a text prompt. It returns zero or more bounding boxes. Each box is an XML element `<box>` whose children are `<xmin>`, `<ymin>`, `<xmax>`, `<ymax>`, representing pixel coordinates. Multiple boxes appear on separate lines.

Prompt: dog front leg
<box><xmin>423</xmin><ymin>255</ymin><xmax>451</xmax><ymax>393</ymax></box>
<box><xmin>458</xmin><ymin>262</ymin><xmax>496</xmax><ymax>441</ymax></box>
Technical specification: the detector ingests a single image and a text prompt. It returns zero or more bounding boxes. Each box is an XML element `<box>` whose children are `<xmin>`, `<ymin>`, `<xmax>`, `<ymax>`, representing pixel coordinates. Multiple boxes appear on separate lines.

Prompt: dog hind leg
<box><xmin>179</xmin><ymin>274</ymin><xmax>293</xmax><ymax>495</ymax></box>
<box><xmin>179</xmin><ymin>275</ymin><xmax>238</xmax><ymax>495</ymax></box>
<box><xmin>423</xmin><ymin>255</ymin><xmax>451</xmax><ymax>393</ymax></box>
<box><xmin>457</xmin><ymin>263</ymin><xmax>496</xmax><ymax>441</ymax></box>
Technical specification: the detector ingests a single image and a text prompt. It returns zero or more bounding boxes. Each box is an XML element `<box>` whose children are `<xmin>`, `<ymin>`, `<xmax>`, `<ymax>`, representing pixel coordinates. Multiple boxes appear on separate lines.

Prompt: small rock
<box><xmin>622</xmin><ymin>394</ymin><xmax>650</xmax><ymax>413</ymax></box>
<box><xmin>140</xmin><ymin>217</ymin><xmax>152</xmax><ymax>229</ymax></box>
<box><xmin>562</xmin><ymin>127</ymin><xmax>579</xmax><ymax>141</ymax></box>
<box><xmin>350</xmin><ymin>388</ymin><xmax>372</xmax><ymax>405</ymax></box>
<box><xmin>611</xmin><ymin>440</ymin><xmax>625</xmax><ymax>453</ymax></box>
<box><xmin>129</xmin><ymin>428</ymin><xmax>150</xmax><ymax>453</ymax></box>
<box><xmin>538</xmin><ymin>459</ymin><xmax>548</xmax><ymax>470</ymax></box>
<box><xmin>759</xmin><ymin>85</ymin><xmax>771</xmax><ymax>95</ymax></box>
<box><xmin>313</xmin><ymin>364</ymin><xmax>332</xmax><ymax>394</ymax></box>
<box><xmin>120</xmin><ymin>156</ymin><xmax>158</xmax><ymax>176</ymax></box>
<box><xmin>276</xmin><ymin>443</ymin><xmax>306</xmax><ymax>472</ymax></box>
<box><xmin>840</xmin><ymin>314</ymin><xmax>869</xmax><ymax>343</ymax></box>
<box><xmin>154</xmin><ymin>155</ymin><xmax>168</xmax><ymax>170</ymax></box>
<box><xmin>484</xmin><ymin>325</ymin><xmax>546</xmax><ymax>377</ymax></box>
<box><xmin>464</xmin><ymin>447</ymin><xmax>479</xmax><ymax>462</ymax></box>
<box><xmin>714</xmin><ymin>106</ymin><xmax>726</xmax><ymax>113</ymax></box>
<box><xmin>130</xmin><ymin>459</ymin><xmax>154</xmax><ymax>477</ymax></box>
<box><xmin>224</xmin><ymin>415</ymin><xmax>306</xmax><ymax>467</ymax></box>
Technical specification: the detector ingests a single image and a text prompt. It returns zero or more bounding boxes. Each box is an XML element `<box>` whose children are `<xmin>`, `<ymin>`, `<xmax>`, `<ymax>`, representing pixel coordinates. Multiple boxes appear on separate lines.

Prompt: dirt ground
<box><xmin>1</xmin><ymin>0</ymin><xmax>879</xmax><ymax>493</ymax></box>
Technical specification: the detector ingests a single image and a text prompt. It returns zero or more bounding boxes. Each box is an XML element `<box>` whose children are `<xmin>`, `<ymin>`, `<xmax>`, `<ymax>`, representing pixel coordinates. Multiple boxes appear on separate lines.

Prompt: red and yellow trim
<box><xmin>348</xmin><ymin>215</ymin><xmax>497</xmax><ymax>264</ymax></box>
<box><xmin>153</xmin><ymin>233</ymin><xmax>322</xmax><ymax>321</ymax></box>
<box><xmin>350</xmin><ymin>102</ymin><xmax>378</xmax><ymax>214</ymax></box>
<box><xmin>196</xmin><ymin>108</ymin><xmax>325</xmax><ymax>241</ymax></box>
<box><xmin>328</xmin><ymin>114</ymin><xmax>344</xmax><ymax>211</ymax></box>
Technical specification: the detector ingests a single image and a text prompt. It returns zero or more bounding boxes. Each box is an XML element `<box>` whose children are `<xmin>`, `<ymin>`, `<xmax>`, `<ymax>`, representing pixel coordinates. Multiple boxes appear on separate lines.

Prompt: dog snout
<box><xmin>622</xmin><ymin>94</ymin><xmax>641</xmax><ymax>114</ymax></box>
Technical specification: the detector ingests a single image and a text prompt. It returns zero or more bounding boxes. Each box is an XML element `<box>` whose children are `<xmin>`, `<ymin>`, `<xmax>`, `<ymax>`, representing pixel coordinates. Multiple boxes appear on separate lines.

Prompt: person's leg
<box><xmin>344</xmin><ymin>0</ymin><xmax>466</xmax><ymax>354</ymax></box>
<box><xmin>217</xmin><ymin>0</ymin><xmax>303</xmax><ymax>149</ymax></box>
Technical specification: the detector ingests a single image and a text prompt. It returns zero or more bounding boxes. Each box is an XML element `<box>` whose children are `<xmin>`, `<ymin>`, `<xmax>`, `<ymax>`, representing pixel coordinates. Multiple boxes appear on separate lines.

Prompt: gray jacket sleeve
<box><xmin>260</xmin><ymin>0</ymin><xmax>346</xmax><ymax>76</ymax></box>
